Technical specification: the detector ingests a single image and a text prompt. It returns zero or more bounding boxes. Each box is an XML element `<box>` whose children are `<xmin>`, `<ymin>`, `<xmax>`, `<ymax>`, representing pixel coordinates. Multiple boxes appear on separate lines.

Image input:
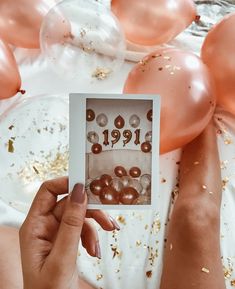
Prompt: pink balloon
<box><xmin>201</xmin><ymin>12</ymin><xmax>235</xmax><ymax>116</ymax></box>
<box><xmin>123</xmin><ymin>48</ymin><xmax>216</xmax><ymax>154</ymax></box>
<box><xmin>0</xmin><ymin>0</ymin><xmax>57</xmax><ymax>48</ymax></box>
<box><xmin>111</xmin><ymin>0</ymin><xmax>196</xmax><ymax>46</ymax></box>
<box><xmin>0</xmin><ymin>40</ymin><xmax>21</xmax><ymax>100</ymax></box>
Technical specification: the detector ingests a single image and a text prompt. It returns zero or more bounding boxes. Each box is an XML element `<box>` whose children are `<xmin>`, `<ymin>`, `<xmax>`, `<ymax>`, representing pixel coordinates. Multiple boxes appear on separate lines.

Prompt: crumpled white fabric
<box><xmin>0</xmin><ymin>1</ymin><xmax>235</xmax><ymax>288</ymax></box>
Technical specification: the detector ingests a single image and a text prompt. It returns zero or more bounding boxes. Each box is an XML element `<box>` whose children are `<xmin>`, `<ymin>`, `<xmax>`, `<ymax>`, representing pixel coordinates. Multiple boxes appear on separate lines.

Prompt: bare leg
<box><xmin>0</xmin><ymin>226</ymin><xmax>95</xmax><ymax>289</ymax></box>
<box><xmin>160</xmin><ymin>121</ymin><xmax>225</xmax><ymax>289</ymax></box>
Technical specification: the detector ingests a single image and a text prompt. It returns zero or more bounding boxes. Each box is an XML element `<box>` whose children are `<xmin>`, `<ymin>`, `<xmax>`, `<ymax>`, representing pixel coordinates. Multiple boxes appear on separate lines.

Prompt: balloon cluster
<box><xmin>88</xmin><ymin>166</ymin><xmax>151</xmax><ymax>205</ymax></box>
<box><xmin>1</xmin><ymin>0</ymin><xmax>235</xmax><ymax>154</ymax></box>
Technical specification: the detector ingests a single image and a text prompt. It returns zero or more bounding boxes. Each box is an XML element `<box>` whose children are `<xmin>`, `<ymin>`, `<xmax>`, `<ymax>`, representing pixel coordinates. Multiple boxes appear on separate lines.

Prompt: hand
<box><xmin>19</xmin><ymin>177</ymin><xmax>120</xmax><ymax>289</ymax></box>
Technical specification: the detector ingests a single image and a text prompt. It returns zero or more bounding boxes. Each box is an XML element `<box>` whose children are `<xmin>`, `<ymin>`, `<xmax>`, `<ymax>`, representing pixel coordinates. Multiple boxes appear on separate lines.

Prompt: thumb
<box><xmin>49</xmin><ymin>183</ymin><xmax>87</xmax><ymax>269</ymax></box>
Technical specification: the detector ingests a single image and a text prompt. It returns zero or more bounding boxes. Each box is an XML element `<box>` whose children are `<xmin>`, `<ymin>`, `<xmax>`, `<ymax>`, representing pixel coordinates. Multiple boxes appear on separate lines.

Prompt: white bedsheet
<box><xmin>0</xmin><ymin>2</ymin><xmax>235</xmax><ymax>288</ymax></box>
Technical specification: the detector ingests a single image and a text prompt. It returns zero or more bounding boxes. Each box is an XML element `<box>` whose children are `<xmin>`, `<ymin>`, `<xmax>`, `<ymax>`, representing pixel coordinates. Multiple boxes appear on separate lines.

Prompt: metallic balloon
<box><xmin>0</xmin><ymin>0</ymin><xmax>57</xmax><ymax>48</ymax></box>
<box><xmin>129</xmin><ymin>179</ymin><xmax>143</xmax><ymax>194</ymax></box>
<box><xmin>90</xmin><ymin>179</ymin><xmax>104</xmax><ymax>196</ymax></box>
<box><xmin>0</xmin><ymin>40</ymin><xmax>21</xmax><ymax>100</ymax></box>
<box><xmin>100</xmin><ymin>174</ymin><xmax>112</xmax><ymax>187</ymax></box>
<box><xmin>201</xmin><ymin>12</ymin><xmax>235</xmax><ymax>116</ymax></box>
<box><xmin>111</xmin><ymin>0</ymin><xmax>196</xmax><ymax>46</ymax></box>
<box><xmin>87</xmin><ymin>131</ymin><xmax>99</xmax><ymax>144</ymax></box>
<box><xmin>121</xmin><ymin>176</ymin><xmax>131</xmax><ymax>187</ymax></box>
<box><xmin>124</xmin><ymin>48</ymin><xmax>216</xmax><ymax>154</ymax></box>
<box><xmin>140</xmin><ymin>174</ymin><xmax>151</xmax><ymax>190</ymax></box>
<box><xmin>114</xmin><ymin>166</ymin><xmax>127</xmax><ymax>177</ymax></box>
<box><xmin>110</xmin><ymin>177</ymin><xmax>124</xmax><ymax>192</ymax></box>
<box><xmin>145</xmin><ymin>131</ymin><xmax>152</xmax><ymax>142</ymax></box>
<box><xmin>129</xmin><ymin>114</ymin><xmax>140</xmax><ymax>128</ymax></box>
<box><xmin>99</xmin><ymin>186</ymin><xmax>119</xmax><ymax>205</ymax></box>
<box><xmin>96</xmin><ymin>113</ymin><xmax>108</xmax><ymax>127</ymax></box>
<box><xmin>119</xmin><ymin>187</ymin><xmax>139</xmax><ymax>205</ymax></box>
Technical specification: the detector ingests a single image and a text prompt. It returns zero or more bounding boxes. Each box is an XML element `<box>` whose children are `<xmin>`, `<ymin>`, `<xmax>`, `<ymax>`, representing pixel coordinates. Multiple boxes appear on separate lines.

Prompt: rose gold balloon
<box><xmin>99</xmin><ymin>186</ymin><xmax>119</xmax><ymax>205</ymax></box>
<box><xmin>114</xmin><ymin>166</ymin><xmax>127</xmax><ymax>177</ymax></box>
<box><xmin>0</xmin><ymin>40</ymin><xmax>21</xmax><ymax>100</ymax></box>
<box><xmin>91</xmin><ymin>143</ymin><xmax>102</xmax><ymax>154</ymax></box>
<box><xmin>119</xmin><ymin>187</ymin><xmax>139</xmax><ymax>205</ymax></box>
<box><xmin>201</xmin><ymin>13</ymin><xmax>235</xmax><ymax>116</ymax></box>
<box><xmin>124</xmin><ymin>48</ymin><xmax>216</xmax><ymax>154</ymax></box>
<box><xmin>111</xmin><ymin>0</ymin><xmax>196</xmax><ymax>46</ymax></box>
<box><xmin>0</xmin><ymin>0</ymin><xmax>57</xmax><ymax>48</ymax></box>
<box><xmin>90</xmin><ymin>179</ymin><xmax>104</xmax><ymax>196</ymax></box>
<box><xmin>100</xmin><ymin>174</ymin><xmax>112</xmax><ymax>187</ymax></box>
<box><xmin>129</xmin><ymin>167</ymin><xmax>141</xmax><ymax>178</ymax></box>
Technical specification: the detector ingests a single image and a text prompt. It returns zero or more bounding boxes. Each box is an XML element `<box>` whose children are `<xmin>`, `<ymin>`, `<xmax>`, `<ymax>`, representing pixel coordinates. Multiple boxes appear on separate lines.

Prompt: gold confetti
<box><xmin>145</xmin><ymin>225</ymin><xmax>149</xmax><ymax>230</ymax></box>
<box><xmin>161</xmin><ymin>178</ymin><xmax>166</xmax><ymax>183</ymax></box>
<box><xmin>224</xmin><ymin>266</ymin><xmax>233</xmax><ymax>279</ymax></box>
<box><xmin>194</xmin><ymin>161</ymin><xmax>200</xmax><ymax>165</ymax></box>
<box><xmin>208</xmin><ymin>191</ymin><xmax>214</xmax><ymax>195</ymax></box>
<box><xmin>151</xmin><ymin>217</ymin><xmax>161</xmax><ymax>235</ymax></box>
<box><xmin>33</xmin><ymin>166</ymin><xmax>39</xmax><ymax>174</ymax></box>
<box><xmin>8</xmin><ymin>139</ymin><xmax>14</xmax><ymax>153</ymax></box>
<box><xmin>111</xmin><ymin>244</ymin><xmax>122</xmax><ymax>259</ymax></box>
<box><xmin>222</xmin><ymin>177</ymin><xmax>229</xmax><ymax>190</ymax></box>
<box><xmin>202</xmin><ymin>185</ymin><xmax>207</xmax><ymax>190</ymax></box>
<box><xmin>8</xmin><ymin>125</ymin><xmax>14</xmax><ymax>130</ymax></box>
<box><xmin>136</xmin><ymin>240</ymin><xmax>142</xmax><ymax>247</ymax></box>
<box><xmin>116</xmin><ymin>215</ymin><xmax>126</xmax><ymax>225</ymax></box>
<box><xmin>92</xmin><ymin>67</ymin><xmax>112</xmax><ymax>80</ymax></box>
<box><xmin>231</xmin><ymin>280</ymin><xmax>235</xmax><ymax>286</ymax></box>
<box><xmin>146</xmin><ymin>270</ymin><xmax>152</xmax><ymax>278</ymax></box>
<box><xmin>170</xmin><ymin>243</ymin><xmax>173</xmax><ymax>250</ymax></box>
<box><xmin>96</xmin><ymin>274</ymin><xmax>103</xmax><ymax>281</ymax></box>
<box><xmin>224</xmin><ymin>138</ymin><xmax>233</xmax><ymax>145</ymax></box>
<box><xmin>201</xmin><ymin>267</ymin><xmax>210</xmax><ymax>274</ymax></box>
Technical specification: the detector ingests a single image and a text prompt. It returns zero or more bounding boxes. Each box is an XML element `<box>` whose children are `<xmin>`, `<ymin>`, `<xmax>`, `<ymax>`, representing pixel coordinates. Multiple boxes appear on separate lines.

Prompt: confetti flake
<box><xmin>170</xmin><ymin>243</ymin><xmax>173</xmax><ymax>251</ymax></box>
<box><xmin>231</xmin><ymin>280</ymin><xmax>235</xmax><ymax>286</ymax></box>
<box><xmin>96</xmin><ymin>274</ymin><xmax>103</xmax><ymax>281</ymax></box>
<box><xmin>146</xmin><ymin>270</ymin><xmax>152</xmax><ymax>278</ymax></box>
<box><xmin>194</xmin><ymin>161</ymin><xmax>200</xmax><ymax>165</ymax></box>
<box><xmin>92</xmin><ymin>67</ymin><xmax>112</xmax><ymax>80</ymax></box>
<box><xmin>116</xmin><ymin>215</ymin><xmax>126</xmax><ymax>225</ymax></box>
<box><xmin>202</xmin><ymin>185</ymin><xmax>207</xmax><ymax>190</ymax></box>
<box><xmin>136</xmin><ymin>240</ymin><xmax>142</xmax><ymax>247</ymax></box>
<box><xmin>201</xmin><ymin>267</ymin><xmax>210</xmax><ymax>274</ymax></box>
<box><xmin>8</xmin><ymin>139</ymin><xmax>14</xmax><ymax>153</ymax></box>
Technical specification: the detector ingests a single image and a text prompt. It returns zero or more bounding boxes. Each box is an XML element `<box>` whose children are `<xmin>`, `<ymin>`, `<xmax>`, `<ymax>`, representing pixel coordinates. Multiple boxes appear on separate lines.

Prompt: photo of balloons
<box><xmin>0</xmin><ymin>0</ymin><xmax>57</xmax><ymax>48</ymax></box>
<box><xmin>123</xmin><ymin>48</ymin><xmax>216</xmax><ymax>154</ymax></box>
<box><xmin>201</xmin><ymin>12</ymin><xmax>235</xmax><ymax>116</ymax></box>
<box><xmin>0</xmin><ymin>40</ymin><xmax>21</xmax><ymax>100</ymax></box>
<box><xmin>111</xmin><ymin>0</ymin><xmax>196</xmax><ymax>46</ymax></box>
<box><xmin>40</xmin><ymin>0</ymin><xmax>126</xmax><ymax>80</ymax></box>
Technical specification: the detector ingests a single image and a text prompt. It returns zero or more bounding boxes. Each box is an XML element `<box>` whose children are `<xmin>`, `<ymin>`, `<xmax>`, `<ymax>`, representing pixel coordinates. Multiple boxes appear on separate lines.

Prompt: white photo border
<box><xmin>69</xmin><ymin>93</ymin><xmax>161</xmax><ymax>210</ymax></box>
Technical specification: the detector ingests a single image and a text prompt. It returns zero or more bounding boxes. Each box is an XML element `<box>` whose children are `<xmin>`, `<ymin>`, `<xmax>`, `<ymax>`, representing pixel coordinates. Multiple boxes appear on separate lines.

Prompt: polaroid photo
<box><xmin>69</xmin><ymin>94</ymin><xmax>160</xmax><ymax>209</ymax></box>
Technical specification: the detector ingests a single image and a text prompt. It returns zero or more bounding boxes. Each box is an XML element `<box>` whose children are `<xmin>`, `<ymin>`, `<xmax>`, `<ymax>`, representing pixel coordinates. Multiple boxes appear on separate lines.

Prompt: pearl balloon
<box><xmin>201</xmin><ymin>12</ymin><xmax>235</xmax><ymax>116</ymax></box>
<box><xmin>111</xmin><ymin>0</ymin><xmax>196</xmax><ymax>46</ymax></box>
<box><xmin>121</xmin><ymin>176</ymin><xmax>131</xmax><ymax>187</ymax></box>
<box><xmin>124</xmin><ymin>48</ymin><xmax>216</xmax><ymax>154</ymax></box>
<box><xmin>145</xmin><ymin>131</ymin><xmax>152</xmax><ymax>142</ymax></box>
<box><xmin>87</xmin><ymin>131</ymin><xmax>99</xmax><ymax>144</ymax></box>
<box><xmin>129</xmin><ymin>114</ymin><xmax>140</xmax><ymax>128</ymax></box>
<box><xmin>140</xmin><ymin>174</ymin><xmax>151</xmax><ymax>190</ymax></box>
<box><xmin>129</xmin><ymin>179</ymin><xmax>143</xmax><ymax>194</ymax></box>
<box><xmin>110</xmin><ymin>177</ymin><xmax>124</xmax><ymax>192</ymax></box>
<box><xmin>96</xmin><ymin>113</ymin><xmax>108</xmax><ymax>127</ymax></box>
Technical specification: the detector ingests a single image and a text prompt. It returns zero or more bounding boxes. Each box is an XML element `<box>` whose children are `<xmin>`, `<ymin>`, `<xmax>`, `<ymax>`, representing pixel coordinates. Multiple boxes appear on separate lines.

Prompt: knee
<box><xmin>172</xmin><ymin>197</ymin><xmax>220</xmax><ymax>240</ymax></box>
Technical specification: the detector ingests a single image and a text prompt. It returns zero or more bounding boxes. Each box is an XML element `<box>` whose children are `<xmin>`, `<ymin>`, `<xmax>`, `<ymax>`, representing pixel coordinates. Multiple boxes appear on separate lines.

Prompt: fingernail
<box><xmin>95</xmin><ymin>241</ymin><xmax>101</xmax><ymax>259</ymax></box>
<box><xmin>71</xmin><ymin>183</ymin><xmax>85</xmax><ymax>203</ymax></box>
<box><xmin>109</xmin><ymin>216</ymin><xmax>120</xmax><ymax>230</ymax></box>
